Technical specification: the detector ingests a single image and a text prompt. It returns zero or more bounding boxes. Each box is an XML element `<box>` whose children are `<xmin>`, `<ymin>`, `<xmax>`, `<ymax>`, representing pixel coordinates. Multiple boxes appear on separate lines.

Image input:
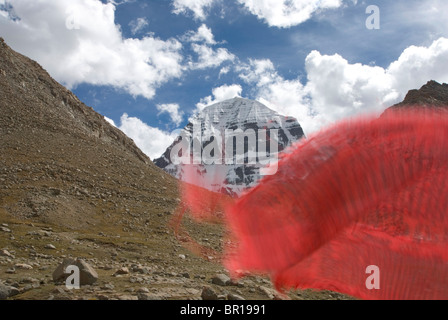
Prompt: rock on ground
<box><xmin>0</xmin><ymin>284</ymin><xmax>19</xmax><ymax>300</ymax></box>
<box><xmin>201</xmin><ymin>286</ymin><xmax>219</xmax><ymax>301</ymax></box>
<box><xmin>212</xmin><ymin>274</ymin><xmax>231</xmax><ymax>286</ymax></box>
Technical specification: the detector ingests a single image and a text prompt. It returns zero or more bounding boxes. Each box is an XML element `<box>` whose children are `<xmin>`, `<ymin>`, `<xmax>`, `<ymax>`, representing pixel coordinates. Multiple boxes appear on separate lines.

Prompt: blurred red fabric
<box><xmin>177</xmin><ymin>110</ymin><xmax>448</xmax><ymax>300</ymax></box>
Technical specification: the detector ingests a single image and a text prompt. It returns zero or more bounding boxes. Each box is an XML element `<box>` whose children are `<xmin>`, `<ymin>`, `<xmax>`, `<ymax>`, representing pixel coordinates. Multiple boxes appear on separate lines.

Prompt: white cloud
<box><xmin>0</xmin><ymin>0</ymin><xmax>184</xmax><ymax>100</ymax></box>
<box><xmin>237</xmin><ymin>0</ymin><xmax>343</xmax><ymax>28</ymax></box>
<box><xmin>184</xmin><ymin>24</ymin><xmax>216</xmax><ymax>44</ymax></box>
<box><xmin>238</xmin><ymin>59</ymin><xmax>316</xmax><ymax>133</ymax></box>
<box><xmin>387</xmin><ymin>37</ymin><xmax>448</xmax><ymax>95</ymax></box>
<box><xmin>157</xmin><ymin>103</ymin><xmax>184</xmax><ymax>126</ymax></box>
<box><xmin>304</xmin><ymin>37</ymin><xmax>448</xmax><ymax>130</ymax></box>
<box><xmin>118</xmin><ymin>113</ymin><xmax>177</xmax><ymax>160</ymax></box>
<box><xmin>182</xmin><ymin>24</ymin><xmax>234</xmax><ymax>70</ymax></box>
<box><xmin>104</xmin><ymin>116</ymin><xmax>117</xmax><ymax>127</ymax></box>
<box><xmin>238</xmin><ymin>59</ymin><xmax>278</xmax><ymax>86</ymax></box>
<box><xmin>172</xmin><ymin>0</ymin><xmax>216</xmax><ymax>20</ymax></box>
<box><xmin>238</xmin><ymin>37</ymin><xmax>448</xmax><ymax>135</ymax></box>
<box><xmin>189</xmin><ymin>43</ymin><xmax>235</xmax><ymax>70</ymax></box>
<box><xmin>171</xmin><ymin>0</ymin><xmax>345</xmax><ymax>27</ymax></box>
<box><xmin>219</xmin><ymin>66</ymin><xmax>230</xmax><ymax>77</ymax></box>
<box><xmin>304</xmin><ymin>51</ymin><xmax>399</xmax><ymax>125</ymax></box>
<box><xmin>196</xmin><ymin>84</ymin><xmax>243</xmax><ymax>112</ymax></box>
<box><xmin>129</xmin><ymin>17</ymin><xmax>149</xmax><ymax>35</ymax></box>
<box><xmin>212</xmin><ymin>84</ymin><xmax>243</xmax><ymax>101</ymax></box>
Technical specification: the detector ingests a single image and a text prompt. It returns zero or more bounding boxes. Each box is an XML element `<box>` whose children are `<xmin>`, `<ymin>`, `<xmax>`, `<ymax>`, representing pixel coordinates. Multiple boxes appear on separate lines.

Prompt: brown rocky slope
<box><xmin>384</xmin><ymin>80</ymin><xmax>448</xmax><ymax>114</ymax></box>
<box><xmin>0</xmin><ymin>37</ymin><xmax>180</xmax><ymax>230</ymax></box>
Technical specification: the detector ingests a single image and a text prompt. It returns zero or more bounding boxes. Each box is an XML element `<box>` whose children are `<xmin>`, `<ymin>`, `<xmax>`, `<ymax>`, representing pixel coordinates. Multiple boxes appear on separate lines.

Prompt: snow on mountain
<box><xmin>154</xmin><ymin>97</ymin><xmax>305</xmax><ymax>196</ymax></box>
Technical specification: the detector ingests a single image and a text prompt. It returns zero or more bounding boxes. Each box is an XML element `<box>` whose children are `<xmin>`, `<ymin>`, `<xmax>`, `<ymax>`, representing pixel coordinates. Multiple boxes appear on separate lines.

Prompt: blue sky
<box><xmin>1</xmin><ymin>0</ymin><xmax>448</xmax><ymax>158</ymax></box>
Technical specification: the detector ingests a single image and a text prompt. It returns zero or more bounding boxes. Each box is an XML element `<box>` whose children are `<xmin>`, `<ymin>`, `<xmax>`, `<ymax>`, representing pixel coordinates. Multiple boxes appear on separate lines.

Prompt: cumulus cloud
<box><xmin>304</xmin><ymin>37</ymin><xmax>448</xmax><ymax>129</ymax></box>
<box><xmin>237</xmin><ymin>0</ymin><xmax>343</xmax><ymax>28</ymax></box>
<box><xmin>183</xmin><ymin>24</ymin><xmax>217</xmax><ymax>44</ymax></box>
<box><xmin>172</xmin><ymin>0</ymin><xmax>216</xmax><ymax>20</ymax></box>
<box><xmin>183</xmin><ymin>24</ymin><xmax>234</xmax><ymax>70</ymax></box>
<box><xmin>238</xmin><ymin>59</ymin><xmax>278</xmax><ymax>86</ymax></box>
<box><xmin>238</xmin><ymin>37</ymin><xmax>448</xmax><ymax>135</ymax></box>
<box><xmin>304</xmin><ymin>51</ymin><xmax>399</xmax><ymax>124</ymax></box>
<box><xmin>238</xmin><ymin>59</ymin><xmax>316</xmax><ymax>133</ymax></box>
<box><xmin>387</xmin><ymin>37</ymin><xmax>448</xmax><ymax>95</ymax></box>
<box><xmin>129</xmin><ymin>17</ymin><xmax>149</xmax><ymax>35</ymax></box>
<box><xmin>172</xmin><ymin>0</ymin><xmax>345</xmax><ymax>27</ymax></box>
<box><xmin>196</xmin><ymin>84</ymin><xmax>243</xmax><ymax>112</ymax></box>
<box><xmin>218</xmin><ymin>66</ymin><xmax>231</xmax><ymax>79</ymax></box>
<box><xmin>118</xmin><ymin>113</ymin><xmax>177</xmax><ymax>160</ymax></box>
<box><xmin>189</xmin><ymin>43</ymin><xmax>235</xmax><ymax>70</ymax></box>
<box><xmin>157</xmin><ymin>103</ymin><xmax>184</xmax><ymax>126</ymax></box>
<box><xmin>0</xmin><ymin>0</ymin><xmax>184</xmax><ymax>100</ymax></box>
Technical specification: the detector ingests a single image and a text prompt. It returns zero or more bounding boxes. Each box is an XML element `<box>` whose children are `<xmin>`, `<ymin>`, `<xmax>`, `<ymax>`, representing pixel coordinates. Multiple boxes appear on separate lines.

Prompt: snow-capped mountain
<box><xmin>154</xmin><ymin>97</ymin><xmax>305</xmax><ymax>196</ymax></box>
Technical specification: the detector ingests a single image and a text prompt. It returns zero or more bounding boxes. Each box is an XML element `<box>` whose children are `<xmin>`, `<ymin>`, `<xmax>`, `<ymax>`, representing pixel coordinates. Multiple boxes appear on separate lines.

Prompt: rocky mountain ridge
<box><xmin>154</xmin><ymin>97</ymin><xmax>305</xmax><ymax>196</ymax></box>
<box><xmin>0</xmin><ymin>37</ymin><xmax>150</xmax><ymax>165</ymax></box>
<box><xmin>384</xmin><ymin>80</ymin><xmax>448</xmax><ymax>113</ymax></box>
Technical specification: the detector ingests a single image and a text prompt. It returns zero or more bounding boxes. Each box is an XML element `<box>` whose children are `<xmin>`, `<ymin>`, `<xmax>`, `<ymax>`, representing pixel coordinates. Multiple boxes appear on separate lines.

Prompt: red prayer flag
<box><xmin>175</xmin><ymin>110</ymin><xmax>448</xmax><ymax>300</ymax></box>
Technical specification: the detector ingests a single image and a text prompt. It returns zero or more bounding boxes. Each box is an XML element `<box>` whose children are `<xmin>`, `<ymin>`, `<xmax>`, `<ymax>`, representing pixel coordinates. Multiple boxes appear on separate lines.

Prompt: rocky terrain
<box><xmin>383</xmin><ymin>80</ymin><xmax>448</xmax><ymax>114</ymax></box>
<box><xmin>0</xmin><ymin>38</ymin><xmax>349</xmax><ymax>301</ymax></box>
